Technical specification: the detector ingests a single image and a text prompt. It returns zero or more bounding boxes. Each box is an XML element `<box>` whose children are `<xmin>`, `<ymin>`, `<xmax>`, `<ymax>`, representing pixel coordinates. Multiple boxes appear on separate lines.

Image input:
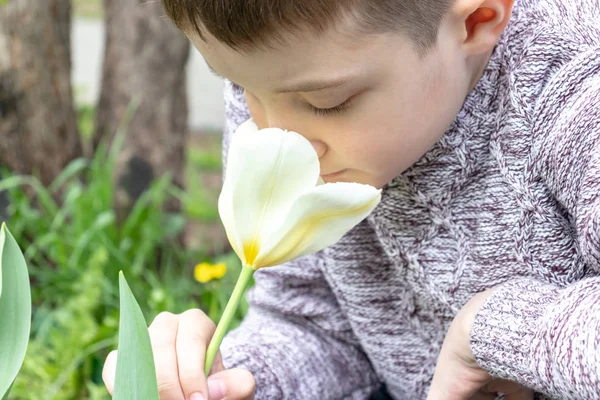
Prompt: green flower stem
<box><xmin>204</xmin><ymin>265</ymin><xmax>255</xmax><ymax>376</ymax></box>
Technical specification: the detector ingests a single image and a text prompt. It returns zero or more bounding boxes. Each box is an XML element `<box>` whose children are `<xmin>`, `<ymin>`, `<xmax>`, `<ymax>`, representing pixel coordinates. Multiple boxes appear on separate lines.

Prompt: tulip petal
<box><xmin>255</xmin><ymin>182</ymin><xmax>381</xmax><ymax>268</ymax></box>
<box><xmin>218</xmin><ymin>120</ymin><xmax>264</xmax><ymax>265</ymax></box>
<box><xmin>218</xmin><ymin>165</ymin><xmax>244</xmax><ymax>264</ymax></box>
<box><xmin>221</xmin><ymin>120</ymin><xmax>321</xmax><ymax>267</ymax></box>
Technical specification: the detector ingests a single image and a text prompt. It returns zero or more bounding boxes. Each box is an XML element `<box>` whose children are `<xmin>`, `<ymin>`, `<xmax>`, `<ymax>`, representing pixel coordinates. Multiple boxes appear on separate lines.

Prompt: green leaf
<box><xmin>113</xmin><ymin>271</ymin><xmax>159</xmax><ymax>400</ymax></box>
<box><xmin>1</xmin><ymin>383</ymin><xmax>13</xmax><ymax>400</ymax></box>
<box><xmin>49</xmin><ymin>158</ymin><xmax>88</xmax><ymax>193</ymax></box>
<box><xmin>0</xmin><ymin>223</ymin><xmax>32</xmax><ymax>399</ymax></box>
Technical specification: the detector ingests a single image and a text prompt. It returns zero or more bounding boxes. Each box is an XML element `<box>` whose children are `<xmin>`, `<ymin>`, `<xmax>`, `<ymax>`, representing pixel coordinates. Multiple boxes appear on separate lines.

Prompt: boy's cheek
<box><xmin>243</xmin><ymin>92</ymin><xmax>266</xmax><ymax>128</ymax></box>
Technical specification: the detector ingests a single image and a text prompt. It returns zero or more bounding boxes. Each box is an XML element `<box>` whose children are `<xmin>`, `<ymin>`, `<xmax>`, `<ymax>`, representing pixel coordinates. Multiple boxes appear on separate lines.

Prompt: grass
<box><xmin>77</xmin><ymin>104</ymin><xmax>96</xmax><ymax>144</ymax></box>
<box><xmin>1</xmin><ymin>119</ymin><xmax>244</xmax><ymax>399</ymax></box>
<box><xmin>188</xmin><ymin>143</ymin><xmax>222</xmax><ymax>171</ymax></box>
<box><xmin>184</xmin><ymin>140</ymin><xmax>222</xmax><ymax>221</ymax></box>
<box><xmin>184</xmin><ymin>165</ymin><xmax>220</xmax><ymax>221</ymax></box>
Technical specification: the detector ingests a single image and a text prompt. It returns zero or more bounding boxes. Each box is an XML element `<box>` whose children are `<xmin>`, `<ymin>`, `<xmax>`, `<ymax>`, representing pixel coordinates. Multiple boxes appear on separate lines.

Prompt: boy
<box><xmin>103</xmin><ymin>0</ymin><xmax>600</xmax><ymax>399</ymax></box>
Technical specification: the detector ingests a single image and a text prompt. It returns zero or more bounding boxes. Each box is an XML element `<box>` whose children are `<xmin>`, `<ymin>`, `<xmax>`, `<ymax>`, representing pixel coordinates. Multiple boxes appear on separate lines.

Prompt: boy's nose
<box><xmin>310</xmin><ymin>140</ymin><xmax>327</xmax><ymax>159</ymax></box>
<box><xmin>251</xmin><ymin>109</ymin><xmax>327</xmax><ymax>158</ymax></box>
<box><xmin>262</xmin><ymin>115</ymin><xmax>327</xmax><ymax>159</ymax></box>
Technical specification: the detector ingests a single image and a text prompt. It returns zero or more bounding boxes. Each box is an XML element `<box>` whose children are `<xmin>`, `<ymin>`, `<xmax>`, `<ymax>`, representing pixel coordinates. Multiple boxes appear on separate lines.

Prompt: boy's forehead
<box><xmin>189</xmin><ymin>25</ymin><xmax>414</xmax><ymax>93</ymax></box>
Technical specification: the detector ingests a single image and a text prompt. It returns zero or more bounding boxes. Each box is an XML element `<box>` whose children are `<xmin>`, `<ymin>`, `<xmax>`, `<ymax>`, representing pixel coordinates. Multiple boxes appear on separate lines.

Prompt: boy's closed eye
<box><xmin>301</xmin><ymin>87</ymin><xmax>366</xmax><ymax>118</ymax></box>
<box><xmin>306</xmin><ymin>97</ymin><xmax>354</xmax><ymax>117</ymax></box>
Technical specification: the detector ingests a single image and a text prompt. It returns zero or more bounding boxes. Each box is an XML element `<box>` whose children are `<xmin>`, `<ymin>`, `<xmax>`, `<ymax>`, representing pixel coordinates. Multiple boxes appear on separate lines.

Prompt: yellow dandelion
<box><xmin>211</xmin><ymin>262</ymin><xmax>227</xmax><ymax>279</ymax></box>
<box><xmin>194</xmin><ymin>262</ymin><xmax>227</xmax><ymax>283</ymax></box>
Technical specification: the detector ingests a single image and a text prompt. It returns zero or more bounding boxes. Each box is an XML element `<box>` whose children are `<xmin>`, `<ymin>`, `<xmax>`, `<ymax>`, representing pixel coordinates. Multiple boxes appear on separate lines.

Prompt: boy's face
<box><xmin>189</xmin><ymin>18</ymin><xmax>487</xmax><ymax>189</ymax></box>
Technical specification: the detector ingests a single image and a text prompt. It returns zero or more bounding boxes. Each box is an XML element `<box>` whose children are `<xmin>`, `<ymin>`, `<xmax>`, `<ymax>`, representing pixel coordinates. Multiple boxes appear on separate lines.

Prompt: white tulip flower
<box><xmin>219</xmin><ymin>119</ymin><xmax>382</xmax><ymax>269</ymax></box>
<box><xmin>204</xmin><ymin>119</ymin><xmax>381</xmax><ymax>375</ymax></box>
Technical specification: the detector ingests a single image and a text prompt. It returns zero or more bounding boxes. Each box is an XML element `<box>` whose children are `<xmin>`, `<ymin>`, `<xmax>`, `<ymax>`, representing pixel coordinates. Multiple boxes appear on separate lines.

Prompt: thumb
<box><xmin>207</xmin><ymin>368</ymin><xmax>255</xmax><ymax>400</ymax></box>
<box><xmin>427</xmin><ymin>366</ymin><xmax>481</xmax><ymax>400</ymax></box>
<box><xmin>208</xmin><ymin>350</ymin><xmax>225</xmax><ymax>375</ymax></box>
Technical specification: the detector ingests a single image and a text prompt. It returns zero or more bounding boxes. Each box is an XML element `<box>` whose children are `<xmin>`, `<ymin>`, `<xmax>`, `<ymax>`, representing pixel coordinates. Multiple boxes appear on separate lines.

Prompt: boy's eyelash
<box><xmin>309</xmin><ymin>99</ymin><xmax>352</xmax><ymax>117</ymax></box>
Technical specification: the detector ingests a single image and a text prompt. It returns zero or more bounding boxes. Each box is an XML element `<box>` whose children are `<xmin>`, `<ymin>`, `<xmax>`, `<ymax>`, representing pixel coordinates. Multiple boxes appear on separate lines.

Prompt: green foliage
<box><xmin>0</xmin><ymin>224</ymin><xmax>31</xmax><ymax>400</ymax></box>
<box><xmin>188</xmin><ymin>145</ymin><xmax>222</xmax><ymax>171</ymax></box>
<box><xmin>0</xmin><ymin>132</ymin><xmax>246</xmax><ymax>399</ymax></box>
<box><xmin>113</xmin><ymin>272</ymin><xmax>159</xmax><ymax>400</ymax></box>
<box><xmin>10</xmin><ymin>248</ymin><xmax>111</xmax><ymax>399</ymax></box>
<box><xmin>182</xmin><ymin>165</ymin><xmax>220</xmax><ymax>221</ymax></box>
<box><xmin>77</xmin><ymin>104</ymin><xmax>96</xmax><ymax>144</ymax></box>
<box><xmin>183</xmin><ymin>140</ymin><xmax>222</xmax><ymax>221</ymax></box>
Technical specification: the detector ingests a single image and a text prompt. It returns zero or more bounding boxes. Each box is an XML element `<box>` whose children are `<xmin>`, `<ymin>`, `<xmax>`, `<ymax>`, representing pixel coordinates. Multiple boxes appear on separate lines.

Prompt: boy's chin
<box><xmin>321</xmin><ymin>171</ymin><xmax>387</xmax><ymax>189</ymax></box>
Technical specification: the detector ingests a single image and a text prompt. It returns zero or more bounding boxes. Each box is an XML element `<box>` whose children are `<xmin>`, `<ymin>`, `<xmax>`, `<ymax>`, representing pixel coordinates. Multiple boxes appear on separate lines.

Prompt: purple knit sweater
<box><xmin>218</xmin><ymin>0</ymin><xmax>600</xmax><ymax>398</ymax></box>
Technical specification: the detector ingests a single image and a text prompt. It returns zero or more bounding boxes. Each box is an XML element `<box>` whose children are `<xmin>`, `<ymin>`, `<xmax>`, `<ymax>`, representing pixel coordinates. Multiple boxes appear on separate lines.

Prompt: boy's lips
<box><xmin>321</xmin><ymin>169</ymin><xmax>347</xmax><ymax>179</ymax></box>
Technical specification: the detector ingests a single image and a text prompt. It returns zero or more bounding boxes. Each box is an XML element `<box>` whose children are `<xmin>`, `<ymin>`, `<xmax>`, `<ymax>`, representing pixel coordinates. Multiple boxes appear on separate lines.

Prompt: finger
<box><xmin>209</xmin><ymin>350</ymin><xmax>225</xmax><ymax>376</ymax></box>
<box><xmin>102</xmin><ymin>350</ymin><xmax>118</xmax><ymax>395</ymax></box>
<box><xmin>176</xmin><ymin>309</ymin><xmax>217</xmax><ymax>400</ymax></box>
<box><xmin>207</xmin><ymin>368</ymin><xmax>256</xmax><ymax>400</ymax></box>
<box><xmin>149</xmin><ymin>312</ymin><xmax>185</xmax><ymax>400</ymax></box>
<box><xmin>427</xmin><ymin>355</ymin><xmax>489</xmax><ymax>400</ymax></box>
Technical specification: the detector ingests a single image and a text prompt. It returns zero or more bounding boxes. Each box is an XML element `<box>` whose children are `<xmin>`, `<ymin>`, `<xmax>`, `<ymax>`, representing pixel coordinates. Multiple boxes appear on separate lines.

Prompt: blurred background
<box><xmin>0</xmin><ymin>1</ymin><xmax>246</xmax><ymax>398</ymax></box>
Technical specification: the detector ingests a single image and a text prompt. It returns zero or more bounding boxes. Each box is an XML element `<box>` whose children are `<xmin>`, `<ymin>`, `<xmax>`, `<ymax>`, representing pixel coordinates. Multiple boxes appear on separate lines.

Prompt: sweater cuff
<box><xmin>470</xmin><ymin>279</ymin><xmax>558</xmax><ymax>384</ymax></box>
<box><xmin>221</xmin><ymin>340</ymin><xmax>284</xmax><ymax>400</ymax></box>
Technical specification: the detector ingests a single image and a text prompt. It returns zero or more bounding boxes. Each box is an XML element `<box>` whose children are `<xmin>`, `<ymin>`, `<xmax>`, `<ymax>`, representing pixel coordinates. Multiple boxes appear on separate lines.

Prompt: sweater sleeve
<box><xmin>217</xmin><ymin>81</ymin><xmax>380</xmax><ymax>399</ymax></box>
<box><xmin>470</xmin><ymin>46</ymin><xmax>600</xmax><ymax>398</ymax></box>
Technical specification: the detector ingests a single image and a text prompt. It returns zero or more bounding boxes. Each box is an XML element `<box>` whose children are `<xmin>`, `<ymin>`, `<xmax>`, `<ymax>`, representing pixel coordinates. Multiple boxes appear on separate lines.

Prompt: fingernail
<box><xmin>190</xmin><ymin>393</ymin><xmax>205</xmax><ymax>400</ymax></box>
<box><xmin>207</xmin><ymin>378</ymin><xmax>226</xmax><ymax>400</ymax></box>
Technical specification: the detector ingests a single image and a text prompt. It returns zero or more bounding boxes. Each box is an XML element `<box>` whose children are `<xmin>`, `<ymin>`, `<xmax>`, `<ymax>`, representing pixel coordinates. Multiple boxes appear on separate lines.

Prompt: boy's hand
<box><xmin>102</xmin><ymin>309</ymin><xmax>256</xmax><ymax>400</ymax></box>
<box><xmin>427</xmin><ymin>290</ymin><xmax>533</xmax><ymax>400</ymax></box>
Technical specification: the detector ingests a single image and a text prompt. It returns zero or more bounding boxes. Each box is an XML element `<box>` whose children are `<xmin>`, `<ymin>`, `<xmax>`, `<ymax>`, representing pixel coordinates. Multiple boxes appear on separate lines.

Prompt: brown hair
<box><xmin>162</xmin><ymin>0</ymin><xmax>453</xmax><ymax>54</ymax></box>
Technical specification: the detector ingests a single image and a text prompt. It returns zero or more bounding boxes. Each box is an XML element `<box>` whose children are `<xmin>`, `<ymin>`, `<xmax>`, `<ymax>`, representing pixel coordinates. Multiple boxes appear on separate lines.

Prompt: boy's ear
<box><xmin>452</xmin><ymin>0</ymin><xmax>515</xmax><ymax>55</ymax></box>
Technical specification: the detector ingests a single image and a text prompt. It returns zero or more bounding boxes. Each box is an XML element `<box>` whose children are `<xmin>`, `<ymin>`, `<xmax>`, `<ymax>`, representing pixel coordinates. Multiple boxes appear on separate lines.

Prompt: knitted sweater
<box><xmin>219</xmin><ymin>0</ymin><xmax>600</xmax><ymax>398</ymax></box>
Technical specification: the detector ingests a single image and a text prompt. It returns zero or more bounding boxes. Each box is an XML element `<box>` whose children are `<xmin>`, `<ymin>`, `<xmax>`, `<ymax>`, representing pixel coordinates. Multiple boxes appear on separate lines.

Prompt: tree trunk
<box><xmin>0</xmin><ymin>0</ymin><xmax>81</xmax><ymax>186</ymax></box>
<box><xmin>95</xmin><ymin>0</ymin><xmax>189</xmax><ymax>215</ymax></box>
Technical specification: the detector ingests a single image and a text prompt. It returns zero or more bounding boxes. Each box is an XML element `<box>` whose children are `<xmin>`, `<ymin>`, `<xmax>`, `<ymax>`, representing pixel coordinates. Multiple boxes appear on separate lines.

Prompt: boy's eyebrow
<box><xmin>206</xmin><ymin>61</ymin><xmax>352</xmax><ymax>93</ymax></box>
<box><xmin>275</xmin><ymin>77</ymin><xmax>350</xmax><ymax>93</ymax></box>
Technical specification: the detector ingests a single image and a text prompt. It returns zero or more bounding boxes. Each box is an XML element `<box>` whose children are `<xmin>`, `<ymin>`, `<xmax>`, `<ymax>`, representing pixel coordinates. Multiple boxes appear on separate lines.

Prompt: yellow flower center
<box><xmin>243</xmin><ymin>240</ymin><xmax>261</xmax><ymax>268</ymax></box>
